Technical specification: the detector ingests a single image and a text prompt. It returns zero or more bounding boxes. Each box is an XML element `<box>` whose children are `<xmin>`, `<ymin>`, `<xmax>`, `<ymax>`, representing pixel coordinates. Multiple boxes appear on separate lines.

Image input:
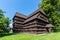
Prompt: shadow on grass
<box><xmin>53</xmin><ymin>31</ymin><xmax>60</xmax><ymax>34</ymax></box>
<box><xmin>0</xmin><ymin>32</ymin><xmax>20</xmax><ymax>38</ymax></box>
<box><xmin>0</xmin><ymin>33</ymin><xmax>14</xmax><ymax>37</ymax></box>
<box><xmin>0</xmin><ymin>31</ymin><xmax>60</xmax><ymax>38</ymax></box>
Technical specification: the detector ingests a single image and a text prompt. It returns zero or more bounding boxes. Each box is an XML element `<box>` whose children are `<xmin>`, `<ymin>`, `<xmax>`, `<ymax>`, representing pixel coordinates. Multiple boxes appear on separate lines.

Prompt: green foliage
<box><xmin>38</xmin><ymin>0</ymin><xmax>60</xmax><ymax>32</ymax></box>
<box><xmin>0</xmin><ymin>9</ymin><xmax>10</xmax><ymax>36</ymax></box>
<box><xmin>0</xmin><ymin>10</ymin><xmax>4</xmax><ymax>18</ymax></box>
<box><xmin>0</xmin><ymin>32</ymin><xmax>60</xmax><ymax>40</ymax></box>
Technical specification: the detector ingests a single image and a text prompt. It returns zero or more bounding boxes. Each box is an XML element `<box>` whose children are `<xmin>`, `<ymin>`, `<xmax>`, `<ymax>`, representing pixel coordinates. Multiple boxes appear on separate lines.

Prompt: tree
<box><xmin>38</xmin><ymin>0</ymin><xmax>60</xmax><ymax>32</ymax></box>
<box><xmin>0</xmin><ymin>9</ymin><xmax>10</xmax><ymax>36</ymax></box>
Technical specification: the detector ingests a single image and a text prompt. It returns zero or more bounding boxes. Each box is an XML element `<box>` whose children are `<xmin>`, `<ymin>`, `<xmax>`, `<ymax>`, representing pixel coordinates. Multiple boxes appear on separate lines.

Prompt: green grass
<box><xmin>0</xmin><ymin>32</ymin><xmax>60</xmax><ymax>40</ymax></box>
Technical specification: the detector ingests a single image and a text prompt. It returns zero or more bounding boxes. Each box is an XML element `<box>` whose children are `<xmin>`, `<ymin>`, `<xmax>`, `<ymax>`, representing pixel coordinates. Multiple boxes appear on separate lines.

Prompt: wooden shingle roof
<box><xmin>13</xmin><ymin>8</ymin><xmax>48</xmax><ymax>23</ymax></box>
<box><xmin>27</xmin><ymin>8</ymin><xmax>47</xmax><ymax>19</ymax></box>
<box><xmin>14</xmin><ymin>12</ymin><xmax>27</xmax><ymax>19</ymax></box>
<box><xmin>24</xmin><ymin>8</ymin><xmax>48</xmax><ymax>23</ymax></box>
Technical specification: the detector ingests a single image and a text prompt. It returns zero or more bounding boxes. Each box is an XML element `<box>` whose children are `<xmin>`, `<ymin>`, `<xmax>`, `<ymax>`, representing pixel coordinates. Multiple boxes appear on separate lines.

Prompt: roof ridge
<box><xmin>27</xmin><ymin>8</ymin><xmax>47</xmax><ymax>19</ymax></box>
<box><xmin>16</xmin><ymin>12</ymin><xmax>27</xmax><ymax>17</ymax></box>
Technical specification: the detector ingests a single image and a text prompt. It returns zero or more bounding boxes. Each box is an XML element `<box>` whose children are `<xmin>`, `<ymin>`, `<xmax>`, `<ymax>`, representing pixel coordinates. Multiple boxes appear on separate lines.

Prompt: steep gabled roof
<box><xmin>13</xmin><ymin>8</ymin><xmax>48</xmax><ymax>24</ymax></box>
<box><xmin>27</xmin><ymin>8</ymin><xmax>47</xmax><ymax>19</ymax></box>
<box><xmin>24</xmin><ymin>8</ymin><xmax>48</xmax><ymax>23</ymax></box>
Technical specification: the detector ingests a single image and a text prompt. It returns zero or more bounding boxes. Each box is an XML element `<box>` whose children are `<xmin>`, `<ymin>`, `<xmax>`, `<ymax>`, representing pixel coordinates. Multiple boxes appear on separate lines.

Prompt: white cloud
<box><xmin>9</xmin><ymin>23</ymin><xmax>13</xmax><ymax>28</ymax></box>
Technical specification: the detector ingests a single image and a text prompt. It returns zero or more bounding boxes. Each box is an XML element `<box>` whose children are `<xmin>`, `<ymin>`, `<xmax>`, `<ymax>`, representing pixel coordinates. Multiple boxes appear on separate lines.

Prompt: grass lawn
<box><xmin>0</xmin><ymin>32</ymin><xmax>60</xmax><ymax>40</ymax></box>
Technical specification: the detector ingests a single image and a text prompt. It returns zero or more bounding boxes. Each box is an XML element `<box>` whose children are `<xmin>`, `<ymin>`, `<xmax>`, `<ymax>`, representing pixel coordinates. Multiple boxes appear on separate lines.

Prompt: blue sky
<box><xmin>0</xmin><ymin>0</ymin><xmax>42</xmax><ymax>27</ymax></box>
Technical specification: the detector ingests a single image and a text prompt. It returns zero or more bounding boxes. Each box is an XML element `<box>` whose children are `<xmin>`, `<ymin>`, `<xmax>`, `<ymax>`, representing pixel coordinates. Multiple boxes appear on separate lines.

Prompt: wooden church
<box><xmin>13</xmin><ymin>8</ymin><xmax>53</xmax><ymax>34</ymax></box>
